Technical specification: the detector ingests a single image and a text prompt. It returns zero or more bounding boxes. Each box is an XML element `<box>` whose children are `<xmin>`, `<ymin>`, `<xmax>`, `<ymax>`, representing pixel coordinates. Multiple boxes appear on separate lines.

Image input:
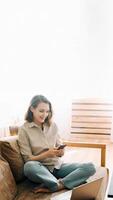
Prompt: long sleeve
<box><xmin>18</xmin><ymin>127</ymin><xmax>32</xmax><ymax>162</ymax></box>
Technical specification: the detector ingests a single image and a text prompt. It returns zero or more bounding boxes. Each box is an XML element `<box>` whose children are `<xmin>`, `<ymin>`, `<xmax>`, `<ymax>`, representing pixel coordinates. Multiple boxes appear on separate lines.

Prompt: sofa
<box><xmin>0</xmin><ymin>135</ymin><xmax>109</xmax><ymax>200</ymax></box>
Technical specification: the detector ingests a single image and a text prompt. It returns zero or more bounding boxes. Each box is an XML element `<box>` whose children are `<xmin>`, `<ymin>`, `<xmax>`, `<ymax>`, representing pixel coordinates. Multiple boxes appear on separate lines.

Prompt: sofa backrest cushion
<box><xmin>0</xmin><ymin>135</ymin><xmax>25</xmax><ymax>182</ymax></box>
<box><xmin>0</xmin><ymin>155</ymin><xmax>17</xmax><ymax>200</ymax></box>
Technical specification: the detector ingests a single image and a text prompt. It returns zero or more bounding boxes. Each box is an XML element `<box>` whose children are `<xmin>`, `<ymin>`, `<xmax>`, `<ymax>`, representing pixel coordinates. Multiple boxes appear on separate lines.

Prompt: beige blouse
<box><xmin>18</xmin><ymin>121</ymin><xmax>63</xmax><ymax>171</ymax></box>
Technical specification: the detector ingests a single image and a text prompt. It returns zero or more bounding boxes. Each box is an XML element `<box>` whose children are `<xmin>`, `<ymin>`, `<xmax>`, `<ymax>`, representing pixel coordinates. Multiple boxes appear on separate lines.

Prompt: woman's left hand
<box><xmin>57</xmin><ymin>149</ymin><xmax>65</xmax><ymax>157</ymax></box>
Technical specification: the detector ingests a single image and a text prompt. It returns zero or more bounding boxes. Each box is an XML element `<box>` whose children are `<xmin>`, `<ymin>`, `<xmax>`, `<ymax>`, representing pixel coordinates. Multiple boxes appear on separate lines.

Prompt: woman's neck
<box><xmin>33</xmin><ymin>120</ymin><xmax>44</xmax><ymax>130</ymax></box>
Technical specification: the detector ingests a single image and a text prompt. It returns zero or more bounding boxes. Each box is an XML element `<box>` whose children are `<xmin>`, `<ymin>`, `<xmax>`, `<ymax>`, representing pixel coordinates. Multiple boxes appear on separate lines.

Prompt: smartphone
<box><xmin>57</xmin><ymin>144</ymin><xmax>66</xmax><ymax>150</ymax></box>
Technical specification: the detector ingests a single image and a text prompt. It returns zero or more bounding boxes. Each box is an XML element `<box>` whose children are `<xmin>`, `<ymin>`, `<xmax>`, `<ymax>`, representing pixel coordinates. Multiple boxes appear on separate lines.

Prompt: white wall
<box><xmin>0</xmin><ymin>0</ymin><xmax>113</xmax><ymax>137</ymax></box>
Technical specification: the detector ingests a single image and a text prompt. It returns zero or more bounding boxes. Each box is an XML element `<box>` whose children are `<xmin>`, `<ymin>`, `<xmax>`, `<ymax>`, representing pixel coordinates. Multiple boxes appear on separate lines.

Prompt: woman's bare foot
<box><xmin>32</xmin><ymin>180</ymin><xmax>64</xmax><ymax>194</ymax></box>
<box><xmin>57</xmin><ymin>180</ymin><xmax>65</xmax><ymax>191</ymax></box>
<box><xmin>32</xmin><ymin>187</ymin><xmax>51</xmax><ymax>194</ymax></box>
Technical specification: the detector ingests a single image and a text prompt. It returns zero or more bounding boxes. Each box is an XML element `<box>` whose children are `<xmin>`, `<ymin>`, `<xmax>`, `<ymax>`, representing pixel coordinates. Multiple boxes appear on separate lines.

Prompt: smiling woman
<box><xmin>17</xmin><ymin>94</ymin><xmax>96</xmax><ymax>193</ymax></box>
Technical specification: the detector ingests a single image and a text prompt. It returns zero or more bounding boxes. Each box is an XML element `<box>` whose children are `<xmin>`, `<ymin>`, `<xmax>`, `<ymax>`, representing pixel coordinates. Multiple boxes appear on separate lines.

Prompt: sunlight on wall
<box><xmin>0</xmin><ymin>0</ymin><xmax>113</xmax><ymax>136</ymax></box>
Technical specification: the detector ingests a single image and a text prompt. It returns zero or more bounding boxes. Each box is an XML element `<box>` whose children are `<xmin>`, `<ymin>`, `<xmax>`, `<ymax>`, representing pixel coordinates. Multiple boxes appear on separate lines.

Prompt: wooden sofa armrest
<box><xmin>63</xmin><ymin>140</ymin><xmax>106</xmax><ymax>167</ymax></box>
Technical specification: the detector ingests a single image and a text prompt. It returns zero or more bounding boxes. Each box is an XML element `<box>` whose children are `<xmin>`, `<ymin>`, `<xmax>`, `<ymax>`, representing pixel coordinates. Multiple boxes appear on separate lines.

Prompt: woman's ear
<box><xmin>30</xmin><ymin>106</ymin><xmax>34</xmax><ymax>112</ymax></box>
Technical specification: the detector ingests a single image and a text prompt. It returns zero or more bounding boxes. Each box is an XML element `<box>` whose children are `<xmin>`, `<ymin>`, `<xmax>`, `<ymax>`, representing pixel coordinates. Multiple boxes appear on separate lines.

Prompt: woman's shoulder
<box><xmin>18</xmin><ymin>122</ymin><xmax>32</xmax><ymax>138</ymax></box>
<box><xmin>19</xmin><ymin>122</ymin><xmax>30</xmax><ymax>131</ymax></box>
<box><xmin>50</xmin><ymin>121</ymin><xmax>58</xmax><ymax>131</ymax></box>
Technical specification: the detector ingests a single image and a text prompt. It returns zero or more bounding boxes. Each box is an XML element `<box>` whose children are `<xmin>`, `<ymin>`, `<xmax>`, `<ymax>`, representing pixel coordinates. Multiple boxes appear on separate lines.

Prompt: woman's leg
<box><xmin>24</xmin><ymin>161</ymin><xmax>59</xmax><ymax>192</ymax></box>
<box><xmin>53</xmin><ymin>162</ymin><xmax>96</xmax><ymax>189</ymax></box>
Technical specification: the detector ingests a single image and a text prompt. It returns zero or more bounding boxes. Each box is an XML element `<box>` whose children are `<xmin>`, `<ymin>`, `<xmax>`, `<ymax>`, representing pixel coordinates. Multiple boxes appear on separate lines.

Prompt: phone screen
<box><xmin>57</xmin><ymin>144</ymin><xmax>66</xmax><ymax>150</ymax></box>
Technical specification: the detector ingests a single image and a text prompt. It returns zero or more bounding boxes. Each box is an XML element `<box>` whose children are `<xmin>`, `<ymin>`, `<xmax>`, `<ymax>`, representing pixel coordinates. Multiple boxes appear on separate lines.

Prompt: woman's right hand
<box><xmin>46</xmin><ymin>148</ymin><xmax>60</xmax><ymax>158</ymax></box>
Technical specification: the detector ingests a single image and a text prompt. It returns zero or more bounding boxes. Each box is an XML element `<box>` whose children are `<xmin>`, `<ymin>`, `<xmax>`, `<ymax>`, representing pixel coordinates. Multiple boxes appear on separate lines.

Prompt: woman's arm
<box><xmin>18</xmin><ymin>127</ymin><xmax>33</xmax><ymax>161</ymax></box>
<box><xmin>29</xmin><ymin>148</ymin><xmax>64</xmax><ymax>161</ymax></box>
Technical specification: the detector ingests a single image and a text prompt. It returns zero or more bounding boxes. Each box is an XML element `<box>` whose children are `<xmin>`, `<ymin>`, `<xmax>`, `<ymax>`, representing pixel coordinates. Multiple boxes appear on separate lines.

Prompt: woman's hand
<box><xmin>30</xmin><ymin>147</ymin><xmax>65</xmax><ymax>161</ymax></box>
<box><xmin>46</xmin><ymin>148</ymin><xmax>64</xmax><ymax>158</ymax></box>
<box><xmin>57</xmin><ymin>149</ymin><xmax>65</xmax><ymax>157</ymax></box>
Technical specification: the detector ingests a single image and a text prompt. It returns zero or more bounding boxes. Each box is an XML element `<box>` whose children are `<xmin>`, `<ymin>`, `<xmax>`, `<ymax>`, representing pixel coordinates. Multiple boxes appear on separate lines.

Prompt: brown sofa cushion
<box><xmin>0</xmin><ymin>136</ymin><xmax>25</xmax><ymax>182</ymax></box>
<box><xmin>0</xmin><ymin>155</ymin><xmax>17</xmax><ymax>200</ymax></box>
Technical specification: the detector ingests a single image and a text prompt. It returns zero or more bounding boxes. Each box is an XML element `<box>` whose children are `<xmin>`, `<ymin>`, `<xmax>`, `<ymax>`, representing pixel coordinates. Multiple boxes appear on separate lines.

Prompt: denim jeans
<box><xmin>24</xmin><ymin>161</ymin><xmax>96</xmax><ymax>192</ymax></box>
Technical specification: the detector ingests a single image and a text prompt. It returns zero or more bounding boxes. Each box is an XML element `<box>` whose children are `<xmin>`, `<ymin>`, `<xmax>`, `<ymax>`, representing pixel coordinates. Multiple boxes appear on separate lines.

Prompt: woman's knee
<box><xmin>72</xmin><ymin>162</ymin><xmax>96</xmax><ymax>176</ymax></box>
<box><xmin>82</xmin><ymin>162</ymin><xmax>96</xmax><ymax>176</ymax></box>
<box><xmin>24</xmin><ymin>161</ymin><xmax>42</xmax><ymax>183</ymax></box>
<box><xmin>24</xmin><ymin>161</ymin><xmax>41</xmax><ymax>176</ymax></box>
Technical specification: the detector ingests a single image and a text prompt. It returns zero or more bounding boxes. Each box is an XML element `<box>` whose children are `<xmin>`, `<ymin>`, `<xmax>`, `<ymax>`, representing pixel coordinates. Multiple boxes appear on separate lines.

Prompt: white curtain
<box><xmin>0</xmin><ymin>0</ymin><xmax>113</xmax><ymax>137</ymax></box>
<box><xmin>0</xmin><ymin>127</ymin><xmax>10</xmax><ymax>138</ymax></box>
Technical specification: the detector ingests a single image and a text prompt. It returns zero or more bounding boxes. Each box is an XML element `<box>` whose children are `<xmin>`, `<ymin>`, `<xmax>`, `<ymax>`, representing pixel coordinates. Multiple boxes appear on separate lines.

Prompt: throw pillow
<box><xmin>0</xmin><ymin>156</ymin><xmax>17</xmax><ymax>200</ymax></box>
<box><xmin>1</xmin><ymin>137</ymin><xmax>25</xmax><ymax>182</ymax></box>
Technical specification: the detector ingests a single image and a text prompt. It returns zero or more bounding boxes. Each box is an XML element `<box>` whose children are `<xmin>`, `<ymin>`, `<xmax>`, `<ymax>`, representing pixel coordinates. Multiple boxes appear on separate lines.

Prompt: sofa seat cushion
<box><xmin>0</xmin><ymin>135</ymin><xmax>25</xmax><ymax>182</ymax></box>
<box><xmin>0</xmin><ymin>156</ymin><xmax>17</xmax><ymax>200</ymax></box>
<box><xmin>14</xmin><ymin>166</ymin><xmax>108</xmax><ymax>200</ymax></box>
<box><xmin>15</xmin><ymin>179</ymin><xmax>68</xmax><ymax>200</ymax></box>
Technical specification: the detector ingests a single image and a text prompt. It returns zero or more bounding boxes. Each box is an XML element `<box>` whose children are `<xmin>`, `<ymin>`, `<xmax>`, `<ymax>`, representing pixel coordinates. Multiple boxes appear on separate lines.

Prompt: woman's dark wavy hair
<box><xmin>25</xmin><ymin>95</ymin><xmax>53</xmax><ymax>126</ymax></box>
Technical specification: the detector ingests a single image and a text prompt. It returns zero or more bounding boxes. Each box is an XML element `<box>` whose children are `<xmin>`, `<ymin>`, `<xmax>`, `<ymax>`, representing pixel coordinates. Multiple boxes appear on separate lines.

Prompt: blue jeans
<box><xmin>24</xmin><ymin>161</ymin><xmax>96</xmax><ymax>192</ymax></box>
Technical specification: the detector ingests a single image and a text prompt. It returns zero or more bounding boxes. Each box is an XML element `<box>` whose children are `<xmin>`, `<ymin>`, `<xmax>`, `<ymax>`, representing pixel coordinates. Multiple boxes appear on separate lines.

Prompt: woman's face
<box><xmin>31</xmin><ymin>102</ymin><xmax>50</xmax><ymax>125</ymax></box>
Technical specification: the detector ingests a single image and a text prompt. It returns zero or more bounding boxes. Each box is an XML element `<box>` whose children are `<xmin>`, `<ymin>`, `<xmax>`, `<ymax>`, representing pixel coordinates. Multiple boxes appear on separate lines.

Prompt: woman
<box><xmin>18</xmin><ymin>95</ymin><xmax>96</xmax><ymax>193</ymax></box>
